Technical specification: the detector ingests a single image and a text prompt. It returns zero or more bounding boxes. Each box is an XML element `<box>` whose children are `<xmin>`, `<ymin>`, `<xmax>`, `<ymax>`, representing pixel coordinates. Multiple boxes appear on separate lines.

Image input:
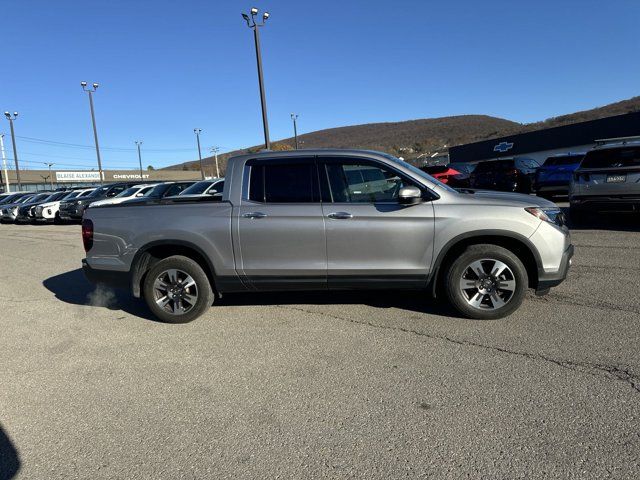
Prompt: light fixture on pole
<box><xmin>242</xmin><ymin>7</ymin><xmax>271</xmax><ymax>150</ymax></box>
<box><xmin>44</xmin><ymin>163</ymin><xmax>54</xmax><ymax>190</ymax></box>
<box><xmin>80</xmin><ymin>82</ymin><xmax>104</xmax><ymax>184</ymax></box>
<box><xmin>3</xmin><ymin>112</ymin><xmax>21</xmax><ymax>190</ymax></box>
<box><xmin>135</xmin><ymin>141</ymin><xmax>143</xmax><ymax>180</ymax></box>
<box><xmin>194</xmin><ymin>128</ymin><xmax>205</xmax><ymax>179</ymax></box>
<box><xmin>0</xmin><ymin>133</ymin><xmax>10</xmax><ymax>192</ymax></box>
<box><xmin>210</xmin><ymin>146</ymin><xmax>220</xmax><ymax>178</ymax></box>
<box><xmin>290</xmin><ymin>113</ymin><xmax>299</xmax><ymax>150</ymax></box>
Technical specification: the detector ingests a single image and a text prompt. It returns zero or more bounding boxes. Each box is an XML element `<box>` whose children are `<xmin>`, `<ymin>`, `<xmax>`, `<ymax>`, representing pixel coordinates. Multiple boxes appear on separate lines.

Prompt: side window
<box><xmin>248</xmin><ymin>161</ymin><xmax>316</xmax><ymax>203</ymax></box>
<box><xmin>107</xmin><ymin>186</ymin><xmax>126</xmax><ymax>197</ymax></box>
<box><xmin>322</xmin><ymin>160</ymin><xmax>416</xmax><ymax>203</ymax></box>
<box><xmin>165</xmin><ymin>184</ymin><xmax>184</xmax><ymax>196</ymax></box>
<box><xmin>208</xmin><ymin>181</ymin><xmax>224</xmax><ymax>194</ymax></box>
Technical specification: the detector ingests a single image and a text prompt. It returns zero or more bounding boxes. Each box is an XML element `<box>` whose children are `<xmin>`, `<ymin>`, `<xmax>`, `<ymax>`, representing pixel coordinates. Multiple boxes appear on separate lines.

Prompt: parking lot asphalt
<box><xmin>1</xmin><ymin>212</ymin><xmax>639</xmax><ymax>479</ymax></box>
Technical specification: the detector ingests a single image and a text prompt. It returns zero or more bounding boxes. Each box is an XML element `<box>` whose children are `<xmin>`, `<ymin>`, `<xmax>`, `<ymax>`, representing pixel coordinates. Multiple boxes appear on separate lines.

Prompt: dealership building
<box><xmin>448</xmin><ymin>111</ymin><xmax>640</xmax><ymax>165</ymax></box>
<box><xmin>0</xmin><ymin>168</ymin><xmax>202</xmax><ymax>193</ymax></box>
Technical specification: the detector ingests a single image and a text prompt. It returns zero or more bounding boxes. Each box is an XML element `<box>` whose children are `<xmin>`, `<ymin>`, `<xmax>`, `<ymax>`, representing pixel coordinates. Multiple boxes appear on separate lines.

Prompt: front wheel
<box><xmin>142</xmin><ymin>255</ymin><xmax>214</xmax><ymax>323</ymax></box>
<box><xmin>444</xmin><ymin>244</ymin><xmax>528</xmax><ymax>320</ymax></box>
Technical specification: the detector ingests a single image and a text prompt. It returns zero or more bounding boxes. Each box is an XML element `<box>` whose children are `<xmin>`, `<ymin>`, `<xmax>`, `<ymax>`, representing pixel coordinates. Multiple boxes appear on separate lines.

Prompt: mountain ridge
<box><xmin>166</xmin><ymin>96</ymin><xmax>640</xmax><ymax>172</ymax></box>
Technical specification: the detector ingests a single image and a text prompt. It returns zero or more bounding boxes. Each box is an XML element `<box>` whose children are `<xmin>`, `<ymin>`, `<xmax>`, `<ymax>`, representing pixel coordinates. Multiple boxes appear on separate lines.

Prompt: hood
<box><xmin>455</xmin><ymin>189</ymin><xmax>557</xmax><ymax>208</ymax></box>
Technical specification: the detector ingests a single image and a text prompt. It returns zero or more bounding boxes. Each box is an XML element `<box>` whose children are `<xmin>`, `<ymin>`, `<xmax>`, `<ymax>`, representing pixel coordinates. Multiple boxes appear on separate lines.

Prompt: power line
<box><xmin>15</xmin><ymin>135</ymin><xmax>225</xmax><ymax>152</ymax></box>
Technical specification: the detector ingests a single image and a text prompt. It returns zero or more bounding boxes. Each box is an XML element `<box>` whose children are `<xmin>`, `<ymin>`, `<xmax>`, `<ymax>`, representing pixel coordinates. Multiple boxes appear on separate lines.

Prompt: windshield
<box><xmin>181</xmin><ymin>181</ymin><xmax>215</xmax><ymax>195</ymax></box>
<box><xmin>77</xmin><ymin>189</ymin><xmax>95</xmax><ymax>198</ymax></box>
<box><xmin>28</xmin><ymin>193</ymin><xmax>51</xmax><ymax>203</ymax></box>
<box><xmin>62</xmin><ymin>191</ymin><xmax>80</xmax><ymax>200</ymax></box>
<box><xmin>16</xmin><ymin>195</ymin><xmax>35</xmax><ymax>204</ymax></box>
<box><xmin>86</xmin><ymin>186</ymin><xmax>111</xmax><ymax>198</ymax></box>
<box><xmin>581</xmin><ymin>147</ymin><xmax>640</xmax><ymax>169</ymax></box>
<box><xmin>381</xmin><ymin>153</ymin><xmax>457</xmax><ymax>193</ymax></box>
<box><xmin>45</xmin><ymin>192</ymin><xmax>68</xmax><ymax>202</ymax></box>
<box><xmin>115</xmin><ymin>187</ymin><xmax>142</xmax><ymax>198</ymax></box>
<box><xmin>544</xmin><ymin>156</ymin><xmax>583</xmax><ymax>166</ymax></box>
<box><xmin>448</xmin><ymin>163</ymin><xmax>476</xmax><ymax>174</ymax></box>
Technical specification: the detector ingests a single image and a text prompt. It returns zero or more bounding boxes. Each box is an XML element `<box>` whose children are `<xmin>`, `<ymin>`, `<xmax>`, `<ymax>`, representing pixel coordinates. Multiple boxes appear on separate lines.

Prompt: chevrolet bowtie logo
<box><xmin>494</xmin><ymin>141</ymin><xmax>514</xmax><ymax>153</ymax></box>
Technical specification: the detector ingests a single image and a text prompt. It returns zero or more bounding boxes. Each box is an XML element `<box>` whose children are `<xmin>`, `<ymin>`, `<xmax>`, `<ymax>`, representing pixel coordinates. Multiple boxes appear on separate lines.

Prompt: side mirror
<box><xmin>398</xmin><ymin>186</ymin><xmax>422</xmax><ymax>205</ymax></box>
<box><xmin>135</xmin><ymin>193</ymin><xmax>144</xmax><ymax>197</ymax></box>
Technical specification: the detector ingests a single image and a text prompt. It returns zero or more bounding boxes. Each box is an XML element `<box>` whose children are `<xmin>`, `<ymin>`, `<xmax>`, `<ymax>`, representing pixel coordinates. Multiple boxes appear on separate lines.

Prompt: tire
<box><xmin>444</xmin><ymin>244</ymin><xmax>528</xmax><ymax>320</ymax></box>
<box><xmin>142</xmin><ymin>255</ymin><xmax>214</xmax><ymax>323</ymax></box>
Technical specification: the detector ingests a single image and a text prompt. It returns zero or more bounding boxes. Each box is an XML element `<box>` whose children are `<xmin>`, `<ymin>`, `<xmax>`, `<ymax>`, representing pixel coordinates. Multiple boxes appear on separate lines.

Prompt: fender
<box><xmin>427</xmin><ymin>229</ymin><xmax>544</xmax><ymax>297</ymax></box>
<box><xmin>129</xmin><ymin>239</ymin><xmax>220</xmax><ymax>298</ymax></box>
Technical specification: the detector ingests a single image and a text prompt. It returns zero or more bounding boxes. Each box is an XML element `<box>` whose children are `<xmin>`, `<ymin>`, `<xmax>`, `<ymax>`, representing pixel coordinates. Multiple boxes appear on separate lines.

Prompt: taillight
<box><xmin>82</xmin><ymin>218</ymin><xmax>94</xmax><ymax>252</ymax></box>
<box><xmin>507</xmin><ymin>168</ymin><xmax>519</xmax><ymax>177</ymax></box>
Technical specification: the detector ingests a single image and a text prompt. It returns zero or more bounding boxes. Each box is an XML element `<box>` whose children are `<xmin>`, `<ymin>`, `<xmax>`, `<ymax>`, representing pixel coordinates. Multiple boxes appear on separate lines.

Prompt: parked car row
<box><xmin>429</xmin><ymin>139</ymin><xmax>640</xmax><ymax>220</ymax></box>
<box><xmin>0</xmin><ymin>178</ymin><xmax>225</xmax><ymax>224</ymax></box>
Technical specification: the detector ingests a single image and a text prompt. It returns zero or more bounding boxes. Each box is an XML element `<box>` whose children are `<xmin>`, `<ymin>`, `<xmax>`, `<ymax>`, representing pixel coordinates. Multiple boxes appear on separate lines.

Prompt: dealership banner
<box><xmin>55</xmin><ymin>171</ymin><xmax>104</xmax><ymax>182</ymax></box>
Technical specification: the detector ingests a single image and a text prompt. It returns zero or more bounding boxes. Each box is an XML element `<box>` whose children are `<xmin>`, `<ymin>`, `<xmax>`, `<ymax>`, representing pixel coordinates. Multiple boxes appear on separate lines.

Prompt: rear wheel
<box><xmin>142</xmin><ymin>255</ymin><xmax>214</xmax><ymax>323</ymax></box>
<box><xmin>445</xmin><ymin>244</ymin><xmax>528</xmax><ymax>320</ymax></box>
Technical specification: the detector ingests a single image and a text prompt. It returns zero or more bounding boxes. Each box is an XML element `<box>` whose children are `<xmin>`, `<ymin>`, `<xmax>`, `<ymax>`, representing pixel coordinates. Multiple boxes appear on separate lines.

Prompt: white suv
<box><xmin>35</xmin><ymin>188</ymin><xmax>95</xmax><ymax>223</ymax></box>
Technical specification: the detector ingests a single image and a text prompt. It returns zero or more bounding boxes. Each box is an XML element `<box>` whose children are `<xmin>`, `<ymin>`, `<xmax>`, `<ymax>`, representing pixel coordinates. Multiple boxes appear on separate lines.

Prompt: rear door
<box><xmin>236</xmin><ymin>157</ymin><xmax>327</xmax><ymax>290</ymax></box>
<box><xmin>317</xmin><ymin>156</ymin><xmax>435</xmax><ymax>289</ymax></box>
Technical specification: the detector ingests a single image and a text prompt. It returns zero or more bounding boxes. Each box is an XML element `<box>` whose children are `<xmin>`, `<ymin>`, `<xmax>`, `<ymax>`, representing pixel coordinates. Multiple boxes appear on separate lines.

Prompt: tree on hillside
<box><xmin>147</xmin><ymin>165</ymin><xmax>155</xmax><ymax>171</ymax></box>
<box><xmin>271</xmin><ymin>143</ymin><xmax>293</xmax><ymax>151</ymax></box>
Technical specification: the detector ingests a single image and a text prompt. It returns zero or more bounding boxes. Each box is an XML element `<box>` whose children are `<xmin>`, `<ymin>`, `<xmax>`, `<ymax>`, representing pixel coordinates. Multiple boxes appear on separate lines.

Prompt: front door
<box><xmin>236</xmin><ymin>157</ymin><xmax>327</xmax><ymax>290</ymax></box>
<box><xmin>317</xmin><ymin>157</ymin><xmax>436</xmax><ymax>289</ymax></box>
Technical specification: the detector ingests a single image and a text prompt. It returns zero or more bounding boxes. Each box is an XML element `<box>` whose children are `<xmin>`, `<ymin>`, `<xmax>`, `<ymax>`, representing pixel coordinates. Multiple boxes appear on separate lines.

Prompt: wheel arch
<box><xmin>130</xmin><ymin>240</ymin><xmax>217</xmax><ymax>298</ymax></box>
<box><xmin>429</xmin><ymin>230</ymin><xmax>542</xmax><ymax>297</ymax></box>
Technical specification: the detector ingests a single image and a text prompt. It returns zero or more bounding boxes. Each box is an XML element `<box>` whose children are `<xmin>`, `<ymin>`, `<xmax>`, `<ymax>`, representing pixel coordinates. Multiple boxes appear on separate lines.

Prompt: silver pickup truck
<box><xmin>82</xmin><ymin>149</ymin><xmax>573</xmax><ymax>323</ymax></box>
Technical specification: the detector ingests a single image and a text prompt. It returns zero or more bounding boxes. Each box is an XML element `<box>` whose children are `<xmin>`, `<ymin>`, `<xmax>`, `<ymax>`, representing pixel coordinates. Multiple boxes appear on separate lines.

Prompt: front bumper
<box><xmin>60</xmin><ymin>205</ymin><xmax>85</xmax><ymax>220</ymax></box>
<box><xmin>82</xmin><ymin>259</ymin><xmax>130</xmax><ymax>289</ymax></box>
<box><xmin>536</xmin><ymin>244</ymin><xmax>574</xmax><ymax>294</ymax></box>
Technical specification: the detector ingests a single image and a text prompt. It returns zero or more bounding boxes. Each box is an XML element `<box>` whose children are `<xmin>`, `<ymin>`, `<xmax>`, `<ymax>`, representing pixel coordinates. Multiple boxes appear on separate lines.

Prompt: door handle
<box><xmin>243</xmin><ymin>212</ymin><xmax>268</xmax><ymax>219</ymax></box>
<box><xmin>327</xmin><ymin>212</ymin><xmax>353</xmax><ymax>219</ymax></box>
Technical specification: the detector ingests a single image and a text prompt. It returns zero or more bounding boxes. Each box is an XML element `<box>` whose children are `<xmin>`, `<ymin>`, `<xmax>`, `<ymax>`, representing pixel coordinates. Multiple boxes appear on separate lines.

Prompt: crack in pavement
<box><xmin>530</xmin><ymin>292</ymin><xmax>640</xmax><ymax>316</ymax></box>
<box><xmin>276</xmin><ymin>305</ymin><xmax>640</xmax><ymax>394</ymax></box>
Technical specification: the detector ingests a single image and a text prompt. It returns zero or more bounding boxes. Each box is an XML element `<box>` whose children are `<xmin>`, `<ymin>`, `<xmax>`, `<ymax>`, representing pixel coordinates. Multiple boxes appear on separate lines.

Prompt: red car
<box><xmin>419</xmin><ymin>165</ymin><xmax>462</xmax><ymax>184</ymax></box>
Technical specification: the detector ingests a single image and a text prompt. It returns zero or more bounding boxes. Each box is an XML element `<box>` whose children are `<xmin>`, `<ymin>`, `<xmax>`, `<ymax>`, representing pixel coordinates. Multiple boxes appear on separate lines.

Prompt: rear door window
<box><xmin>248</xmin><ymin>160</ymin><xmax>318</xmax><ymax>203</ymax></box>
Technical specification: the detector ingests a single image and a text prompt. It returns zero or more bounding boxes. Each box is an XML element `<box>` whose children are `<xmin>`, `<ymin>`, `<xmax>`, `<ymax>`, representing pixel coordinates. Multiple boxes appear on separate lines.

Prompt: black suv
<box><xmin>59</xmin><ymin>183</ymin><xmax>138</xmax><ymax>221</ymax></box>
<box><xmin>469</xmin><ymin>157</ymin><xmax>540</xmax><ymax>193</ymax></box>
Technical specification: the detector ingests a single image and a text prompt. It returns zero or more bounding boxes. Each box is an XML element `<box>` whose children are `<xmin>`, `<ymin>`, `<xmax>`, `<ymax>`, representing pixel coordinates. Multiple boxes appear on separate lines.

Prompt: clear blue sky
<box><xmin>1</xmin><ymin>0</ymin><xmax>638</xmax><ymax>170</ymax></box>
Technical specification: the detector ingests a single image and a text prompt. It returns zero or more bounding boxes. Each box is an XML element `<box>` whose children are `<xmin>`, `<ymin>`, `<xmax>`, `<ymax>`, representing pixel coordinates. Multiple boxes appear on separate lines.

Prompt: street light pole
<box><xmin>45</xmin><ymin>163</ymin><xmax>54</xmax><ymax>190</ymax></box>
<box><xmin>81</xmin><ymin>82</ymin><xmax>104</xmax><ymax>184</ymax></box>
<box><xmin>135</xmin><ymin>141</ymin><xmax>143</xmax><ymax>180</ymax></box>
<box><xmin>194</xmin><ymin>128</ymin><xmax>205</xmax><ymax>179</ymax></box>
<box><xmin>290</xmin><ymin>113</ymin><xmax>299</xmax><ymax>149</ymax></box>
<box><xmin>0</xmin><ymin>133</ymin><xmax>10</xmax><ymax>192</ymax></box>
<box><xmin>242</xmin><ymin>7</ymin><xmax>271</xmax><ymax>150</ymax></box>
<box><xmin>210</xmin><ymin>146</ymin><xmax>220</xmax><ymax>178</ymax></box>
<box><xmin>3</xmin><ymin>112</ymin><xmax>21</xmax><ymax>190</ymax></box>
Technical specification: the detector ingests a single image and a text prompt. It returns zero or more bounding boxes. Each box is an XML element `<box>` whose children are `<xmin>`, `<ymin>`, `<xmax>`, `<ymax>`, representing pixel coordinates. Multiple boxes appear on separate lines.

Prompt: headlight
<box><xmin>525</xmin><ymin>207</ymin><xmax>566</xmax><ymax>227</ymax></box>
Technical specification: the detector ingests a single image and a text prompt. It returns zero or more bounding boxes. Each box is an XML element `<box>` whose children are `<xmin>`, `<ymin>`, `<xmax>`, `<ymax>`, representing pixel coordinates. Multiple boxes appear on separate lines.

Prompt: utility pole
<box><xmin>242</xmin><ymin>7</ymin><xmax>271</xmax><ymax>150</ymax></box>
<box><xmin>3</xmin><ymin>112</ymin><xmax>21</xmax><ymax>190</ymax></box>
<box><xmin>45</xmin><ymin>163</ymin><xmax>54</xmax><ymax>189</ymax></box>
<box><xmin>81</xmin><ymin>82</ymin><xmax>104</xmax><ymax>184</ymax></box>
<box><xmin>209</xmin><ymin>147</ymin><xmax>221</xmax><ymax>178</ymax></box>
<box><xmin>194</xmin><ymin>128</ymin><xmax>205</xmax><ymax>179</ymax></box>
<box><xmin>0</xmin><ymin>133</ymin><xmax>9</xmax><ymax>192</ymax></box>
<box><xmin>290</xmin><ymin>113</ymin><xmax>299</xmax><ymax>149</ymax></box>
<box><xmin>135</xmin><ymin>141</ymin><xmax>143</xmax><ymax>181</ymax></box>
